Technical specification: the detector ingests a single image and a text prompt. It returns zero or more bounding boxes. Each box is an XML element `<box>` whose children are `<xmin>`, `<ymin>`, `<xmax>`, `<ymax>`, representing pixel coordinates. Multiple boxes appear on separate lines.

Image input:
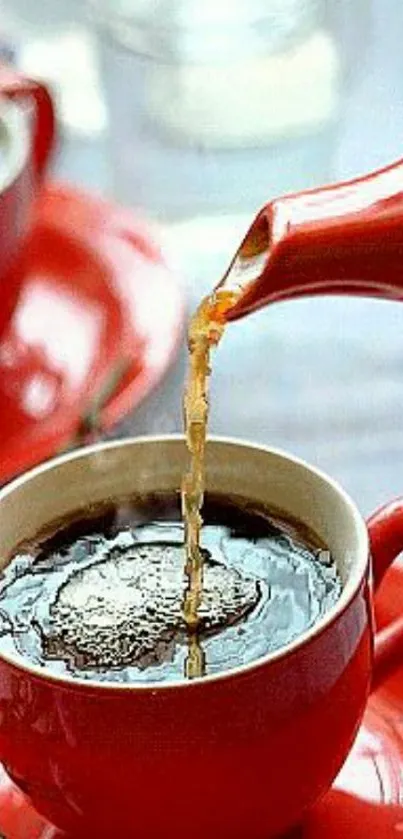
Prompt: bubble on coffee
<box><xmin>41</xmin><ymin>542</ymin><xmax>260</xmax><ymax>670</ymax></box>
<box><xmin>0</xmin><ymin>494</ymin><xmax>342</xmax><ymax>682</ymax></box>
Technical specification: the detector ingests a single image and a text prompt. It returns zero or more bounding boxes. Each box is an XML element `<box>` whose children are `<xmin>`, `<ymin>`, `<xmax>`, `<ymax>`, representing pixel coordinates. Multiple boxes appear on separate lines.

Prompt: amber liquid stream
<box><xmin>181</xmin><ymin>289</ymin><xmax>240</xmax><ymax>678</ymax></box>
<box><xmin>181</xmin><ymin>213</ymin><xmax>271</xmax><ymax>677</ymax></box>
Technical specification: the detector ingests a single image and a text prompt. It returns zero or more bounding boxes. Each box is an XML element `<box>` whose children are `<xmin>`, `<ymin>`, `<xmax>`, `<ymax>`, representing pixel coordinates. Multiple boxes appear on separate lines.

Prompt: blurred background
<box><xmin>1</xmin><ymin>0</ymin><xmax>403</xmax><ymax>515</ymax></box>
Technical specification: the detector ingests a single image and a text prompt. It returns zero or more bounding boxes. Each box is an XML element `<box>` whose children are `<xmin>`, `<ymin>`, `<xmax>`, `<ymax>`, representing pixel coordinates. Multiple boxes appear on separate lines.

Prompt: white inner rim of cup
<box><xmin>0</xmin><ymin>436</ymin><xmax>369</xmax><ymax>690</ymax></box>
<box><xmin>0</xmin><ymin>97</ymin><xmax>30</xmax><ymax>192</ymax></box>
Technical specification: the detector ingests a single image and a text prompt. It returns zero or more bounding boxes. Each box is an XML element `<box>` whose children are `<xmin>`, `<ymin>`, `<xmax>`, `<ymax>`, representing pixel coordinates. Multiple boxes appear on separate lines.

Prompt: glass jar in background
<box><xmin>89</xmin><ymin>0</ymin><xmax>368</xmax><ymax>285</ymax></box>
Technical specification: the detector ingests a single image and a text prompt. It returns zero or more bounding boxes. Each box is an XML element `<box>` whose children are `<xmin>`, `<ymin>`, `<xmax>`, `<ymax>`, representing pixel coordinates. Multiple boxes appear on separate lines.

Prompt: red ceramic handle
<box><xmin>0</xmin><ymin>64</ymin><xmax>55</xmax><ymax>177</ymax></box>
<box><xmin>368</xmin><ymin>500</ymin><xmax>403</xmax><ymax>690</ymax></box>
<box><xmin>227</xmin><ymin>156</ymin><xmax>403</xmax><ymax>320</ymax></box>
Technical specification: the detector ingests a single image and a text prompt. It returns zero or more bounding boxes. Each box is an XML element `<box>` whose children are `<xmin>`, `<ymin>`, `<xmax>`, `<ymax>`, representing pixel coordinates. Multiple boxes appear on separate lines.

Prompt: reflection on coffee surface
<box><xmin>0</xmin><ymin>493</ymin><xmax>341</xmax><ymax>683</ymax></box>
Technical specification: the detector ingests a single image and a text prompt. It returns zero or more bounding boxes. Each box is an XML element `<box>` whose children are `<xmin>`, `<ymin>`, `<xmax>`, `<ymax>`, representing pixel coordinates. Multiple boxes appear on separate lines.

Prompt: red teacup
<box><xmin>0</xmin><ymin>436</ymin><xmax>402</xmax><ymax>839</ymax></box>
<box><xmin>0</xmin><ymin>64</ymin><xmax>55</xmax><ymax>335</ymax></box>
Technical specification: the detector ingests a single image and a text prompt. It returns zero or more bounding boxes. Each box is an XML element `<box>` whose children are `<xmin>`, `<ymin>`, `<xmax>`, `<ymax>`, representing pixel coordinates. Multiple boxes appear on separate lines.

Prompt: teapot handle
<box><xmin>227</xmin><ymin>157</ymin><xmax>403</xmax><ymax>320</ymax></box>
<box><xmin>368</xmin><ymin>499</ymin><xmax>403</xmax><ymax>689</ymax></box>
<box><xmin>0</xmin><ymin>64</ymin><xmax>55</xmax><ymax>178</ymax></box>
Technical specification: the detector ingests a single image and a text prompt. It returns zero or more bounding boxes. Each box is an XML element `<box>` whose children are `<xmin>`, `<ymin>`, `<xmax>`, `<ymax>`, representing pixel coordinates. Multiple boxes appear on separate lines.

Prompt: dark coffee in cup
<box><xmin>0</xmin><ymin>492</ymin><xmax>341</xmax><ymax>683</ymax></box>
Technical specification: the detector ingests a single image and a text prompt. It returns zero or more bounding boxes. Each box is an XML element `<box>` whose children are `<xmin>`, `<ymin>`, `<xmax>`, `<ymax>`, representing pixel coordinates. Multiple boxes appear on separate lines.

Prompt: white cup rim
<box><xmin>0</xmin><ymin>435</ymin><xmax>369</xmax><ymax>691</ymax></box>
<box><xmin>0</xmin><ymin>97</ymin><xmax>30</xmax><ymax>193</ymax></box>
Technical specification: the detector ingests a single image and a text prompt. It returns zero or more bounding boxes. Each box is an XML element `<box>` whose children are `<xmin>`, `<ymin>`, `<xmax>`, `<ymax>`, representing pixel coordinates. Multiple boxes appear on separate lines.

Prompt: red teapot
<box><xmin>222</xmin><ymin>156</ymin><xmax>403</xmax><ymax>319</ymax></box>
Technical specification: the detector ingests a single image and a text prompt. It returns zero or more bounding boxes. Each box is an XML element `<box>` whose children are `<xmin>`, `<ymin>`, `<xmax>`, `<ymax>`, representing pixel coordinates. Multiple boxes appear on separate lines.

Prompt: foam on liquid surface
<box><xmin>0</xmin><ymin>495</ymin><xmax>342</xmax><ymax>683</ymax></box>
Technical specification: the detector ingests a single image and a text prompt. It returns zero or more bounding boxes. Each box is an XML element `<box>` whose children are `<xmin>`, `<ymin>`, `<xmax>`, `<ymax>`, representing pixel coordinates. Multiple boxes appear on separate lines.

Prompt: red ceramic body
<box><xmin>0</xmin><ymin>595</ymin><xmax>371</xmax><ymax>839</ymax></box>
<box><xmin>226</xmin><ymin>156</ymin><xmax>403</xmax><ymax>320</ymax></box>
<box><xmin>0</xmin><ymin>64</ymin><xmax>55</xmax><ymax>336</ymax></box>
<box><xmin>1</xmin><ymin>436</ymin><xmax>403</xmax><ymax>839</ymax></box>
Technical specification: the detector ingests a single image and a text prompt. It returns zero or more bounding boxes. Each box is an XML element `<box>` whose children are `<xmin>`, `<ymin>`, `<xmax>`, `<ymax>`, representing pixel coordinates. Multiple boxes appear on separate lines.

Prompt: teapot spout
<box><xmin>224</xmin><ymin>157</ymin><xmax>403</xmax><ymax>321</ymax></box>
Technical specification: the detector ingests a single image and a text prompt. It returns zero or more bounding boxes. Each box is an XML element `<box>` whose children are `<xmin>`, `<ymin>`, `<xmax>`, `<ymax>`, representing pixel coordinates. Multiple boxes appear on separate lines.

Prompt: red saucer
<box><xmin>0</xmin><ymin>184</ymin><xmax>185</xmax><ymax>484</ymax></box>
<box><xmin>1</xmin><ymin>670</ymin><xmax>403</xmax><ymax>838</ymax></box>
